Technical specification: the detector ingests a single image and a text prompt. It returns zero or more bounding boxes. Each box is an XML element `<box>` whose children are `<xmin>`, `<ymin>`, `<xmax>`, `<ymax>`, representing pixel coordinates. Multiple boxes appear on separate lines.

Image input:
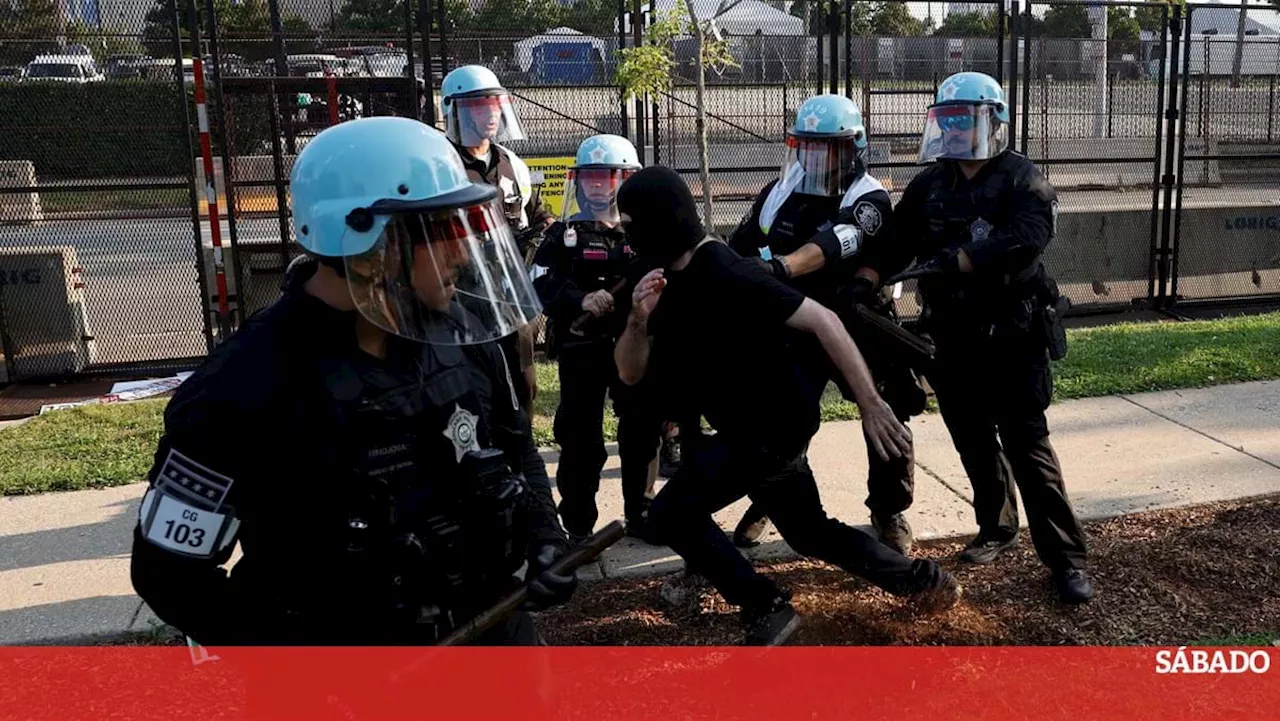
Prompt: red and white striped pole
<box><xmin>191</xmin><ymin>56</ymin><xmax>231</xmax><ymax>339</ymax></box>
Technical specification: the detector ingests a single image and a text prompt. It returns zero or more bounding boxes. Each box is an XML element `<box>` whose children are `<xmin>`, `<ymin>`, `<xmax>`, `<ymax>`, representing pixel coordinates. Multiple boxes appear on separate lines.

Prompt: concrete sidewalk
<box><xmin>2</xmin><ymin>381</ymin><xmax>1278</xmax><ymax>645</ymax></box>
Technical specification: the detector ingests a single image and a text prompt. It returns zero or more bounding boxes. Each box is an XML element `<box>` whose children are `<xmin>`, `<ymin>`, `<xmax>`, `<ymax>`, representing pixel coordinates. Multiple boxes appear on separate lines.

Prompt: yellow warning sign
<box><xmin>525</xmin><ymin>156</ymin><xmax>575</xmax><ymax>218</ymax></box>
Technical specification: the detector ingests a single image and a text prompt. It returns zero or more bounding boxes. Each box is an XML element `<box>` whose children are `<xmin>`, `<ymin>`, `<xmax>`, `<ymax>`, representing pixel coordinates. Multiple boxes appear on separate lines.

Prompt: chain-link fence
<box><xmin>1169</xmin><ymin>2</ymin><xmax>1280</xmax><ymax>306</ymax></box>
<box><xmin>0</xmin><ymin>0</ymin><xmax>211</xmax><ymax>382</ymax></box>
<box><xmin>1</xmin><ymin>0</ymin><xmax>1278</xmax><ymax>381</ymax></box>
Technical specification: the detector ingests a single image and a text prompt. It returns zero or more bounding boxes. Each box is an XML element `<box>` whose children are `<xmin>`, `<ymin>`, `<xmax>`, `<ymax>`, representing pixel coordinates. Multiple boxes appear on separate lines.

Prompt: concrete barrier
<box><xmin>0</xmin><ymin>246</ymin><xmax>95</xmax><ymax>381</ymax></box>
<box><xmin>0</xmin><ymin>161</ymin><xmax>43</xmax><ymax>225</ymax></box>
<box><xmin>195</xmin><ymin>155</ymin><xmax>297</xmax><ymax>216</ymax></box>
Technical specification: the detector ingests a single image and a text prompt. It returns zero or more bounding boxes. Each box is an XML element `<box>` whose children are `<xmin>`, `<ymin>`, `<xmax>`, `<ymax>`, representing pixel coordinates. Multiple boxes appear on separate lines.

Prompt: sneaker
<box><xmin>659</xmin><ymin>436</ymin><xmax>682</xmax><ymax>478</ymax></box>
<box><xmin>910</xmin><ymin>572</ymin><xmax>963</xmax><ymax>615</ymax></box>
<box><xmin>742</xmin><ymin>597</ymin><xmax>801</xmax><ymax>646</ymax></box>
<box><xmin>872</xmin><ymin>513</ymin><xmax>914</xmax><ymax>556</ymax></box>
<box><xmin>1055</xmin><ymin>568</ymin><xmax>1094</xmax><ymax>605</ymax></box>
<box><xmin>732</xmin><ymin>505</ymin><xmax>771</xmax><ymax>548</ymax></box>
<box><xmin>959</xmin><ymin>534</ymin><xmax>1018</xmax><ymax>564</ymax></box>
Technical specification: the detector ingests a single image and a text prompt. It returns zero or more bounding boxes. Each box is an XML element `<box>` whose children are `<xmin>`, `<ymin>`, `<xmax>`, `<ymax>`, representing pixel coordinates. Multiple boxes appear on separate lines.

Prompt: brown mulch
<box><xmin>537</xmin><ymin>496</ymin><xmax>1280</xmax><ymax>646</ymax></box>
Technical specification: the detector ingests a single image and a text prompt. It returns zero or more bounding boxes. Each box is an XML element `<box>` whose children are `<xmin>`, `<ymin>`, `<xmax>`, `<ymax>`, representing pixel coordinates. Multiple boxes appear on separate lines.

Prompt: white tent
<box><xmin>621</xmin><ymin>0</ymin><xmax>805</xmax><ymax>36</ymax></box>
<box><xmin>514</xmin><ymin>27</ymin><xmax>610</xmax><ymax>74</ymax></box>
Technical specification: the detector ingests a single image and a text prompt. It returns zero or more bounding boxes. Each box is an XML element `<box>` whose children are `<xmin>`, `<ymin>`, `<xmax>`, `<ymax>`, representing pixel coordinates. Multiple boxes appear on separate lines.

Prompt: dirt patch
<box><xmin>537</xmin><ymin>496</ymin><xmax>1280</xmax><ymax>646</ymax></box>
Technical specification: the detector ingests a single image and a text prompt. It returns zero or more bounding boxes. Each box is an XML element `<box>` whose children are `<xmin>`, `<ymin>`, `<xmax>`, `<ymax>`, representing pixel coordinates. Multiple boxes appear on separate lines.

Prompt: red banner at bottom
<box><xmin>0</xmin><ymin>647</ymin><xmax>1275</xmax><ymax>720</ymax></box>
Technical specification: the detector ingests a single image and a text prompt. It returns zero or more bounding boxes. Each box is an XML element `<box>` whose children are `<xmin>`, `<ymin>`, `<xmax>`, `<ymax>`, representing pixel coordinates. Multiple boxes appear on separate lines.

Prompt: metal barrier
<box><xmin>0</xmin><ymin>0</ymin><xmax>1277</xmax><ymax>381</ymax></box>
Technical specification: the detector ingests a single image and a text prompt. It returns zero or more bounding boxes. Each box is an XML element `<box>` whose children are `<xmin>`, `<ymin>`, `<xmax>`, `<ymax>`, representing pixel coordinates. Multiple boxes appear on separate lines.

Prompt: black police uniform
<box><xmin>532</xmin><ymin>220</ymin><xmax>662</xmax><ymax>537</ymax></box>
<box><xmin>876</xmin><ymin>149</ymin><xmax>1087</xmax><ymax>575</ymax></box>
<box><xmin>453</xmin><ymin>141</ymin><xmax>552</xmax><ymax>410</ymax></box>
<box><xmin>129</xmin><ymin>258</ymin><xmax>570</xmax><ymax>647</ymax></box>
<box><xmin>728</xmin><ymin>174</ymin><xmax>924</xmax><ymax>521</ymax></box>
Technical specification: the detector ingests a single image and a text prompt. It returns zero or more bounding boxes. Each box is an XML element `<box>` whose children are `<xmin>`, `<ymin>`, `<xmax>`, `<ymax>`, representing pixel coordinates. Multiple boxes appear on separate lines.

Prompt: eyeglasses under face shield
<box><xmin>562</xmin><ymin>167</ymin><xmax>637</xmax><ymax>225</ymax></box>
<box><xmin>446</xmin><ymin>91</ymin><xmax>526</xmax><ymax>148</ymax></box>
<box><xmin>779</xmin><ymin>134</ymin><xmax>864</xmax><ymax>197</ymax></box>
<box><xmin>340</xmin><ymin>197</ymin><xmax>541</xmax><ymax>345</ymax></box>
<box><xmin>918</xmin><ymin>102</ymin><xmax>1008</xmax><ymax>163</ymax></box>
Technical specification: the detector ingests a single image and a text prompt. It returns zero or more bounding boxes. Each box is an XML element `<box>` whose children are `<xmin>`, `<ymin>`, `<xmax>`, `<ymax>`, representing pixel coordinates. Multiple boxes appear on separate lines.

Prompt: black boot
<box><xmin>1055</xmin><ymin>568</ymin><xmax>1094</xmax><ymax>604</ymax></box>
<box><xmin>742</xmin><ymin>595</ymin><xmax>801</xmax><ymax>646</ymax></box>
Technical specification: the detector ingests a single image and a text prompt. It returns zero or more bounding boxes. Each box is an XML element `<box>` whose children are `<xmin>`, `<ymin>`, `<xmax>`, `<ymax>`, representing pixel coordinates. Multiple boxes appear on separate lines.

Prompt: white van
<box><xmin>24</xmin><ymin>55</ymin><xmax>104</xmax><ymax>83</ymax></box>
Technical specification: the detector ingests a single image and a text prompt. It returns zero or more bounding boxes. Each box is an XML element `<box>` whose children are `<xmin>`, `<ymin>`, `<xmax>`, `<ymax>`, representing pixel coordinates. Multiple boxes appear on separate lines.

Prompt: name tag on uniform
<box><xmin>582</xmin><ymin>248</ymin><xmax>608</xmax><ymax>261</ymax></box>
<box><xmin>142</xmin><ymin>493</ymin><xmax>227</xmax><ymax>557</ymax></box>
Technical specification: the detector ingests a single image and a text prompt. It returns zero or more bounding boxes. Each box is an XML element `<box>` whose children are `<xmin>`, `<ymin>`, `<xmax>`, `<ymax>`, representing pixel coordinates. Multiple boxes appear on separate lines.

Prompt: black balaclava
<box><xmin>617</xmin><ymin>166</ymin><xmax>705</xmax><ymax>268</ymax></box>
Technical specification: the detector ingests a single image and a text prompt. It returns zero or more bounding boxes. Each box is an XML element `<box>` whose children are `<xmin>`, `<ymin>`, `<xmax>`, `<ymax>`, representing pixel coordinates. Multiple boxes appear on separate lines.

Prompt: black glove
<box><xmin>886</xmin><ymin>248</ymin><xmax>961</xmax><ymax>285</ymax></box>
<box><xmin>750</xmin><ymin>255</ymin><xmax>789</xmax><ymax>280</ymax></box>
<box><xmin>841</xmin><ymin>276</ymin><xmax>878</xmax><ymax>308</ymax></box>
<box><xmin>522</xmin><ymin>543</ymin><xmax>577</xmax><ymax>611</ymax></box>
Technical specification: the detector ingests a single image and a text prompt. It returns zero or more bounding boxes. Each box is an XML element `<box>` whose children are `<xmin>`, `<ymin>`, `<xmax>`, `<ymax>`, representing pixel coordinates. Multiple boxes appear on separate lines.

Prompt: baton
<box><xmin>851</xmin><ymin>304</ymin><xmax>936</xmax><ymax>367</ymax></box>
<box><xmin>568</xmin><ymin>278</ymin><xmax>628</xmax><ymax>336</ymax></box>
<box><xmin>883</xmin><ymin>264</ymin><xmax>943</xmax><ymax>286</ymax></box>
<box><xmin>386</xmin><ymin>520</ymin><xmax>628</xmax><ymax>684</ymax></box>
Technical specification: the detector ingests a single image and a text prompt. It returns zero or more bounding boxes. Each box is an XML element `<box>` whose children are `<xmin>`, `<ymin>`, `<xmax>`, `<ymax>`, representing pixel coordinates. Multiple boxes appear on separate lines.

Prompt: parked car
<box><xmin>0</xmin><ymin>66</ymin><xmax>24</xmax><ymax>83</ymax></box>
<box><xmin>24</xmin><ymin>55</ymin><xmax>104</xmax><ymax>83</ymax></box>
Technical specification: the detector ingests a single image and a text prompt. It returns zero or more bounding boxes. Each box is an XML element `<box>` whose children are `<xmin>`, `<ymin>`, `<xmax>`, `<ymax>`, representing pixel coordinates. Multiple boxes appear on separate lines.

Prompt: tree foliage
<box><xmin>871</xmin><ymin>2</ymin><xmax>924</xmax><ymax>37</ymax></box>
<box><xmin>932</xmin><ymin>10</ymin><xmax>993</xmax><ymax>37</ymax></box>
<box><xmin>1042</xmin><ymin>5</ymin><xmax>1089</xmax><ymax>38</ymax></box>
<box><xmin>141</xmin><ymin>0</ymin><xmax>314</xmax><ymax>61</ymax></box>
<box><xmin>615</xmin><ymin>2</ymin><xmax>737</xmax><ymax>102</ymax></box>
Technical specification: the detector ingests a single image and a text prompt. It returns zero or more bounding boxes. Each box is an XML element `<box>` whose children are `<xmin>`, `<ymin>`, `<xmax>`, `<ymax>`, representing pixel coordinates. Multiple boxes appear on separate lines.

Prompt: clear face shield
<box><xmin>779</xmin><ymin>134</ymin><xmax>862</xmax><ymax>197</ymax></box>
<box><xmin>561</xmin><ymin>167</ymin><xmax>635</xmax><ymax>224</ymax></box>
<box><xmin>917</xmin><ymin>103</ymin><xmax>1007</xmax><ymax>163</ymax></box>
<box><xmin>342</xmin><ymin>197</ymin><xmax>541</xmax><ymax>345</ymax></box>
<box><xmin>446</xmin><ymin>92</ymin><xmax>526</xmax><ymax>148</ymax></box>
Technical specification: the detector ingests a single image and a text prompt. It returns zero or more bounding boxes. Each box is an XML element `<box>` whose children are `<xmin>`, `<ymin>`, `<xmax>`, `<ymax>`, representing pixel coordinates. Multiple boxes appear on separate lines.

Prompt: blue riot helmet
<box><xmin>919</xmin><ymin>71</ymin><xmax>1010</xmax><ymax>163</ymax></box>
<box><xmin>779</xmin><ymin>94</ymin><xmax>869</xmax><ymax>197</ymax></box>
<box><xmin>290</xmin><ymin>116</ymin><xmax>541</xmax><ymax>345</ymax></box>
<box><xmin>562</xmin><ymin>134</ymin><xmax>642</xmax><ymax>224</ymax></box>
<box><xmin>441</xmin><ymin>64</ymin><xmax>526</xmax><ymax>148</ymax></box>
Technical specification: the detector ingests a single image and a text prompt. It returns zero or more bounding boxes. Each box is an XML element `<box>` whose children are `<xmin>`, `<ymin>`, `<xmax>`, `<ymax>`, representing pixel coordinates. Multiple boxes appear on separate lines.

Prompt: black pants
<box><xmin>648</xmin><ymin>433</ymin><xmax>946</xmax><ymax>612</ymax></box>
<box><xmin>554</xmin><ymin>339</ymin><xmax>663</xmax><ymax>536</ymax></box>
<box><xmin>927</xmin><ymin>329</ymin><xmax>1087</xmax><ymax>572</ymax></box>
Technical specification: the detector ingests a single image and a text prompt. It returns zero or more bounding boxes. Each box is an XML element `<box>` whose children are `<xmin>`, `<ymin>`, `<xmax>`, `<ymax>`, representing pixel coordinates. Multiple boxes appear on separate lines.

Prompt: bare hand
<box><xmin>859</xmin><ymin>397</ymin><xmax>912</xmax><ymax>462</ymax></box>
<box><xmin>582</xmin><ymin>289</ymin><xmax>615</xmax><ymax>316</ymax></box>
<box><xmin>630</xmin><ymin>268</ymin><xmax>666</xmax><ymax>321</ymax></box>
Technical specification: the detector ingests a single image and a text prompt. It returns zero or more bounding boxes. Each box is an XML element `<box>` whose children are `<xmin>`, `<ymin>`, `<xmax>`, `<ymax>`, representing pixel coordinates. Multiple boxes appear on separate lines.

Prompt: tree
<box><xmin>0</xmin><ymin>0</ymin><xmax>59</xmax><ymax>63</ymax></box>
<box><xmin>615</xmin><ymin>2</ymin><xmax>738</xmax><ymax>232</ymax></box>
<box><xmin>1042</xmin><ymin>4</ymin><xmax>1089</xmax><ymax>38</ymax></box>
<box><xmin>142</xmin><ymin>0</ymin><xmax>316</xmax><ymax>61</ymax></box>
<box><xmin>932</xmin><ymin>10</ymin><xmax>993</xmax><ymax>37</ymax></box>
<box><xmin>871</xmin><ymin>2</ymin><xmax>925</xmax><ymax>37</ymax></box>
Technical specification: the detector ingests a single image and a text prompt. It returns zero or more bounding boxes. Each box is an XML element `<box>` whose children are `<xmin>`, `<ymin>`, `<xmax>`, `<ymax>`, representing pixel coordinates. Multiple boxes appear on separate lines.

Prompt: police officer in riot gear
<box><xmin>727</xmin><ymin>94</ymin><xmax>924</xmax><ymax>555</ymax></box>
<box><xmin>870</xmin><ymin>71</ymin><xmax>1093</xmax><ymax>604</ymax></box>
<box><xmin>441</xmin><ymin>64</ymin><xmax>552</xmax><ymax>410</ymax></box>
<box><xmin>129</xmin><ymin>117</ymin><xmax>579</xmax><ymax>647</ymax></box>
<box><xmin>531</xmin><ymin>135</ymin><xmax>662</xmax><ymax>544</ymax></box>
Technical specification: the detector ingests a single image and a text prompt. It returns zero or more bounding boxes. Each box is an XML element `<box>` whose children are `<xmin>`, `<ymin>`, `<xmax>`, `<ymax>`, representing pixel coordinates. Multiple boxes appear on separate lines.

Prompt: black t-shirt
<box><xmin>647</xmin><ymin>240</ymin><xmax>824</xmax><ymax>458</ymax></box>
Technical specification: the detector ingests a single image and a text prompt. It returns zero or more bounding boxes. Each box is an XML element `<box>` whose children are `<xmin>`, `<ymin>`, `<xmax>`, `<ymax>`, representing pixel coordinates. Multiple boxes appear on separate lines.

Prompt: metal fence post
<box><xmin>843</xmin><ymin>0</ymin><xmax>852</xmax><ymax>99</ymax></box>
<box><xmin>420</xmin><ymin>0</ymin><xmax>437</xmax><ymax>125</ymax></box>
<box><xmin>170</xmin><ymin>0</ymin><xmax>216</xmax><ymax>353</ymax></box>
<box><xmin>1009</xmin><ymin>0</ymin><xmax>1020</xmax><ymax>152</ymax></box>
<box><xmin>435</xmin><ymin>0</ymin><xmax>450</xmax><ymax>76</ymax></box>
<box><xmin>815</xmin><ymin>0</ymin><xmax>824</xmax><ymax>95</ymax></box>
<box><xmin>1146</xmin><ymin>2</ymin><xmax>1170</xmax><ymax>305</ymax></box>
<box><xmin>1021</xmin><ymin>2</ymin><xmax>1032</xmax><ymax>153</ymax></box>
<box><xmin>266</xmin><ymin>0</ymin><xmax>293</xmax><ymax>155</ymax></box>
<box><xmin>1156</xmin><ymin>3</ymin><xmax>1183</xmax><ymax>308</ymax></box>
<box><xmin>618</xmin><ymin>0</ymin><xmax>628</xmax><ymax>143</ymax></box>
<box><xmin>827</xmin><ymin>0</ymin><xmax>838</xmax><ymax>95</ymax></box>
<box><xmin>1169</xmin><ymin>4</ymin><xmax>1194</xmax><ymax>306</ymax></box>
<box><xmin>267</xmin><ymin>84</ymin><xmax>293</xmax><ymax>279</ymax></box>
<box><xmin>204</xmin><ymin>0</ymin><xmax>245</xmax><ymax>329</ymax></box>
<box><xmin>996</xmin><ymin>0</ymin><xmax>1006</xmax><ymax>85</ymax></box>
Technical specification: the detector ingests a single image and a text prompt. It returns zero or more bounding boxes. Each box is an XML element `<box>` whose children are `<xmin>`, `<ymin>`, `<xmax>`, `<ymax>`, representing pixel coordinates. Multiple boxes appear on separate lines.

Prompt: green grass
<box><xmin>0</xmin><ymin>399</ymin><xmax>165</xmax><ymax>496</ymax></box>
<box><xmin>1053</xmin><ymin>312</ymin><xmax>1280</xmax><ymax>400</ymax></box>
<box><xmin>5</xmin><ymin>311</ymin><xmax>1280</xmax><ymax>496</ymax></box>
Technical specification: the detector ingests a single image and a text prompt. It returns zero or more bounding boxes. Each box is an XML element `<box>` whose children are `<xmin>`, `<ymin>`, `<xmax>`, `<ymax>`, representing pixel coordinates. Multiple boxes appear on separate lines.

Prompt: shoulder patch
<box><xmin>852</xmin><ymin>201</ymin><xmax>884</xmax><ymax>236</ymax></box>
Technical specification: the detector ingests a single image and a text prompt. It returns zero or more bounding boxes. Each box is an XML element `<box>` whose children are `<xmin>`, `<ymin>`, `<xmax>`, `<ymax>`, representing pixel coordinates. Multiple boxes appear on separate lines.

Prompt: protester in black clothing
<box><xmin>613</xmin><ymin>166</ymin><xmax>961</xmax><ymax>645</ymax></box>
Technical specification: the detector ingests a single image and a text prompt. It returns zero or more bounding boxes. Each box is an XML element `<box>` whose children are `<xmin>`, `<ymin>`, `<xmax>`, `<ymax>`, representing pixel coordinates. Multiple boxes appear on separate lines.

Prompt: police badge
<box><xmin>970</xmin><ymin>217</ymin><xmax>992</xmax><ymax>243</ymax></box>
<box><xmin>852</xmin><ymin>201</ymin><xmax>883</xmax><ymax>235</ymax></box>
